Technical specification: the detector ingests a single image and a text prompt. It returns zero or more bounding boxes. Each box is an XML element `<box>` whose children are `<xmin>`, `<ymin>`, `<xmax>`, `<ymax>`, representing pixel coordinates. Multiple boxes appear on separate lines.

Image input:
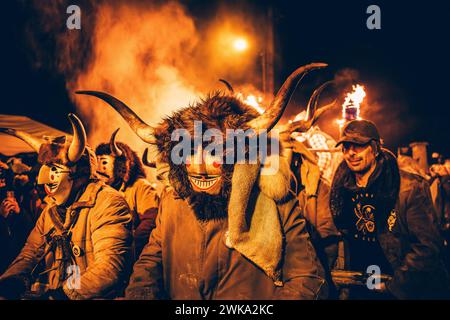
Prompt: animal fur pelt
<box><xmin>38</xmin><ymin>136</ymin><xmax>71</xmax><ymax>166</ymax></box>
<box><xmin>154</xmin><ymin>92</ymin><xmax>259</xmax><ymax>165</ymax></box>
<box><xmin>38</xmin><ymin>136</ymin><xmax>97</xmax><ymax>179</ymax></box>
<box><xmin>154</xmin><ymin>92</ymin><xmax>260</xmax><ymax>219</ymax></box>
<box><xmin>153</xmin><ymin>91</ymin><xmax>295</xmax><ymax>281</ymax></box>
<box><xmin>226</xmin><ymin>156</ymin><xmax>293</xmax><ymax>285</ymax></box>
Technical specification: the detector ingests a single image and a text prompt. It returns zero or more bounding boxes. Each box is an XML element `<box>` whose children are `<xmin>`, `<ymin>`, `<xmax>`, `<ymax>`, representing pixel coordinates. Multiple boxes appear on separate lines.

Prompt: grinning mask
<box><xmin>186</xmin><ymin>145</ymin><xmax>223</xmax><ymax>196</ymax></box>
<box><xmin>96</xmin><ymin>128</ymin><xmax>124</xmax><ymax>186</ymax></box>
<box><xmin>36</xmin><ymin>114</ymin><xmax>88</xmax><ymax>206</ymax></box>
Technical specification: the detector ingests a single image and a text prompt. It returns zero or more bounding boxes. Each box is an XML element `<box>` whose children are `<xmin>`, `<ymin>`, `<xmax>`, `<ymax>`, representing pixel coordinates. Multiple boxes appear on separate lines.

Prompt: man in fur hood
<box><xmin>0</xmin><ymin>114</ymin><xmax>133</xmax><ymax>300</ymax></box>
<box><xmin>330</xmin><ymin>119</ymin><xmax>450</xmax><ymax>299</ymax></box>
<box><xmin>77</xmin><ymin>63</ymin><xmax>332</xmax><ymax>300</ymax></box>
<box><xmin>96</xmin><ymin>129</ymin><xmax>159</xmax><ymax>258</ymax></box>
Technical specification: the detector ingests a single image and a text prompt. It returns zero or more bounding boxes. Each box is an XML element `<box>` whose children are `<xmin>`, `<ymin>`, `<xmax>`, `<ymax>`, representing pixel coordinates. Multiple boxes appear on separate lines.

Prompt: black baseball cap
<box><xmin>336</xmin><ymin>119</ymin><xmax>380</xmax><ymax>147</ymax></box>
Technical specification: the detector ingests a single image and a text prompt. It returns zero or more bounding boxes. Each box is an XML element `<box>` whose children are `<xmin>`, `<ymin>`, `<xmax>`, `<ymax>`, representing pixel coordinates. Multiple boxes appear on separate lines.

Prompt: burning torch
<box><xmin>337</xmin><ymin>84</ymin><xmax>366</xmax><ymax>130</ymax></box>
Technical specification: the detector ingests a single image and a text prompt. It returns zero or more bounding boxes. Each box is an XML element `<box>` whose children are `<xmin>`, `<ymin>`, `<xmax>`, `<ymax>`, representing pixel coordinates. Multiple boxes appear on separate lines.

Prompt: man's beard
<box><xmin>188</xmin><ymin>191</ymin><xmax>229</xmax><ymax>221</ymax></box>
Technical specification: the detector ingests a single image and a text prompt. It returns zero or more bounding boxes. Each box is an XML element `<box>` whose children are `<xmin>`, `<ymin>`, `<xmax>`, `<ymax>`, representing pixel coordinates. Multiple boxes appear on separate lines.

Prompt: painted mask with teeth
<box><xmin>186</xmin><ymin>151</ymin><xmax>223</xmax><ymax>195</ymax></box>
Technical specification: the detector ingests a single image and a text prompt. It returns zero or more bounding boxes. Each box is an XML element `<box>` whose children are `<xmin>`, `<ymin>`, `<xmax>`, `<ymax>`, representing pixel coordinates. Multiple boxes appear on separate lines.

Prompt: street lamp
<box><xmin>232</xmin><ymin>37</ymin><xmax>248</xmax><ymax>52</ymax></box>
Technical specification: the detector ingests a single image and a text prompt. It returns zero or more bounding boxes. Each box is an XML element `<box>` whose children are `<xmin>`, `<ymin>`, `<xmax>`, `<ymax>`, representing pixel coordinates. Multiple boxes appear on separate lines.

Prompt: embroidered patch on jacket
<box><xmin>353</xmin><ymin>193</ymin><xmax>376</xmax><ymax>240</ymax></box>
<box><xmin>387</xmin><ymin>210</ymin><xmax>397</xmax><ymax>232</ymax></box>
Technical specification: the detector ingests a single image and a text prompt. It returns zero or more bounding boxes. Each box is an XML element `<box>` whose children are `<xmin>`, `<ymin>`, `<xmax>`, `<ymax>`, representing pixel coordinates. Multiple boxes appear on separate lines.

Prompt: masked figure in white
<box><xmin>0</xmin><ymin>114</ymin><xmax>133</xmax><ymax>300</ymax></box>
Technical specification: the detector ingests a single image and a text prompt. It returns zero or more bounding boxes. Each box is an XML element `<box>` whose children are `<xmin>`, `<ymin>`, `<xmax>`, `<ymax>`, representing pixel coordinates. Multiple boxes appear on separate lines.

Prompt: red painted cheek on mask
<box><xmin>212</xmin><ymin>161</ymin><xmax>220</xmax><ymax>168</ymax></box>
<box><xmin>50</xmin><ymin>175</ymin><xmax>55</xmax><ymax>181</ymax></box>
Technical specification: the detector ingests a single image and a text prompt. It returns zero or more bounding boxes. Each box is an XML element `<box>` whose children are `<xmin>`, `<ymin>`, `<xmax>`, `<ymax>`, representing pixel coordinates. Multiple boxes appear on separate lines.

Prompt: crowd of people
<box><xmin>0</xmin><ymin>64</ymin><xmax>449</xmax><ymax>300</ymax></box>
<box><xmin>0</xmin><ymin>155</ymin><xmax>43</xmax><ymax>274</ymax></box>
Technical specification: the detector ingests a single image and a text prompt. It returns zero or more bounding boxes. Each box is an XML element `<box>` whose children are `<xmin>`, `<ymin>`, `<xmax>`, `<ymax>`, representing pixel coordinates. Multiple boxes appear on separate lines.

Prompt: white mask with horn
<box><xmin>1</xmin><ymin>113</ymin><xmax>87</xmax><ymax>206</ymax></box>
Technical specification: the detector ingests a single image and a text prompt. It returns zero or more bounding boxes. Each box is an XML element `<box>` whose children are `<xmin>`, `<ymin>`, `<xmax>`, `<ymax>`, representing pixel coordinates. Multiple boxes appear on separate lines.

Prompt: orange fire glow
<box><xmin>68</xmin><ymin>2</ymin><xmax>203</xmax><ymax>152</ymax></box>
<box><xmin>236</xmin><ymin>92</ymin><xmax>265</xmax><ymax>114</ymax></box>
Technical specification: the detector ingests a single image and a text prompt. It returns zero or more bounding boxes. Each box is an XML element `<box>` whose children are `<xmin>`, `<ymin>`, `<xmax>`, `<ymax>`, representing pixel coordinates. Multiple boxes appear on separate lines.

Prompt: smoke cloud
<box><xmin>68</xmin><ymin>1</ymin><xmax>202</xmax><ymax>152</ymax></box>
<box><xmin>25</xmin><ymin>0</ymin><xmax>267</xmax><ymax>167</ymax></box>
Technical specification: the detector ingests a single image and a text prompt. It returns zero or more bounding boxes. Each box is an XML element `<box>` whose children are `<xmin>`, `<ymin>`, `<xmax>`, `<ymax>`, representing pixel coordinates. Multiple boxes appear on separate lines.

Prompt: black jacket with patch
<box><xmin>331</xmin><ymin>151</ymin><xmax>450</xmax><ymax>299</ymax></box>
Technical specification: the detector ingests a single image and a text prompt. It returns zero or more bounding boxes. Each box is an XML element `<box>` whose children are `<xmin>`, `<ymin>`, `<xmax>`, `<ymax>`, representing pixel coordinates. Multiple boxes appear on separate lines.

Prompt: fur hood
<box><xmin>153</xmin><ymin>92</ymin><xmax>261</xmax><ymax>205</ymax></box>
<box><xmin>38</xmin><ymin>135</ymin><xmax>97</xmax><ymax>179</ymax></box>
<box><xmin>154</xmin><ymin>92</ymin><xmax>259</xmax><ymax>165</ymax></box>
<box><xmin>153</xmin><ymin>92</ymin><xmax>292</xmax><ymax>204</ymax></box>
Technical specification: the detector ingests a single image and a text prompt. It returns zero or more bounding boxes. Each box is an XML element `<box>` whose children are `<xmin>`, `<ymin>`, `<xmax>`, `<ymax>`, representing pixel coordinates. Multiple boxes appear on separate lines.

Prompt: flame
<box><xmin>337</xmin><ymin>84</ymin><xmax>366</xmax><ymax>127</ymax></box>
<box><xmin>236</xmin><ymin>92</ymin><xmax>265</xmax><ymax>114</ymax></box>
<box><xmin>293</xmin><ymin>110</ymin><xmax>307</xmax><ymax>122</ymax></box>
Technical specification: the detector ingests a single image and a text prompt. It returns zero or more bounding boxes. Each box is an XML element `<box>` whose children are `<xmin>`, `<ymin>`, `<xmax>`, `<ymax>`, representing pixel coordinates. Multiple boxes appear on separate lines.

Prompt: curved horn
<box><xmin>219</xmin><ymin>79</ymin><xmax>234</xmax><ymax>94</ymax></box>
<box><xmin>0</xmin><ymin>128</ymin><xmax>42</xmax><ymax>152</ymax></box>
<box><xmin>305</xmin><ymin>80</ymin><xmax>334</xmax><ymax>121</ymax></box>
<box><xmin>110</xmin><ymin>128</ymin><xmax>123</xmax><ymax>157</ymax></box>
<box><xmin>288</xmin><ymin>99</ymin><xmax>337</xmax><ymax>134</ymax></box>
<box><xmin>246</xmin><ymin>63</ymin><xmax>327</xmax><ymax>132</ymax></box>
<box><xmin>75</xmin><ymin>91</ymin><xmax>156</xmax><ymax>145</ymax></box>
<box><xmin>67</xmin><ymin>113</ymin><xmax>87</xmax><ymax>164</ymax></box>
<box><xmin>142</xmin><ymin>148</ymin><xmax>156</xmax><ymax>168</ymax></box>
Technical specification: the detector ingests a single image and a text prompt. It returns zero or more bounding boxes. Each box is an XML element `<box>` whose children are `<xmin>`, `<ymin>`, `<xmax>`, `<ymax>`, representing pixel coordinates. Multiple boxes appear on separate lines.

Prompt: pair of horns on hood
<box><xmin>0</xmin><ymin>113</ymin><xmax>87</xmax><ymax>165</ymax></box>
<box><xmin>219</xmin><ymin>78</ymin><xmax>334</xmax><ymax>128</ymax></box>
<box><xmin>109</xmin><ymin>128</ymin><xmax>156</xmax><ymax>168</ymax></box>
<box><xmin>76</xmin><ymin>63</ymin><xmax>334</xmax><ymax>145</ymax></box>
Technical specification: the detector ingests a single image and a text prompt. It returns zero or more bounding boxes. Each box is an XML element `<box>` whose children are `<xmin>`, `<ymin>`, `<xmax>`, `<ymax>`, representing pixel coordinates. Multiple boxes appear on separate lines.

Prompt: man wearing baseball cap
<box><xmin>330</xmin><ymin>119</ymin><xmax>450</xmax><ymax>299</ymax></box>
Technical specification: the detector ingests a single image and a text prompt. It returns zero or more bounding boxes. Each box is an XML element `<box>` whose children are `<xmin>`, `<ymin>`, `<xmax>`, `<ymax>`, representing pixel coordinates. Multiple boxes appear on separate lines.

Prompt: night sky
<box><xmin>1</xmin><ymin>0</ymin><xmax>449</xmax><ymax>157</ymax></box>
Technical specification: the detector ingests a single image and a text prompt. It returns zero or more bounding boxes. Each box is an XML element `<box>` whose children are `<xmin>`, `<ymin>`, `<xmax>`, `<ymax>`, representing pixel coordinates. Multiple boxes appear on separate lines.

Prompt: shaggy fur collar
<box><xmin>257</xmin><ymin>154</ymin><xmax>293</xmax><ymax>202</ymax></box>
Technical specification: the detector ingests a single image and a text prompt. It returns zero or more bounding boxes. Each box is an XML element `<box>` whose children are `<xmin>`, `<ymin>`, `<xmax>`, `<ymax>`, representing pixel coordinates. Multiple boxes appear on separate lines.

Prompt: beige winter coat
<box><xmin>121</xmin><ymin>178</ymin><xmax>159</xmax><ymax>257</ymax></box>
<box><xmin>0</xmin><ymin>181</ymin><xmax>133</xmax><ymax>299</ymax></box>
